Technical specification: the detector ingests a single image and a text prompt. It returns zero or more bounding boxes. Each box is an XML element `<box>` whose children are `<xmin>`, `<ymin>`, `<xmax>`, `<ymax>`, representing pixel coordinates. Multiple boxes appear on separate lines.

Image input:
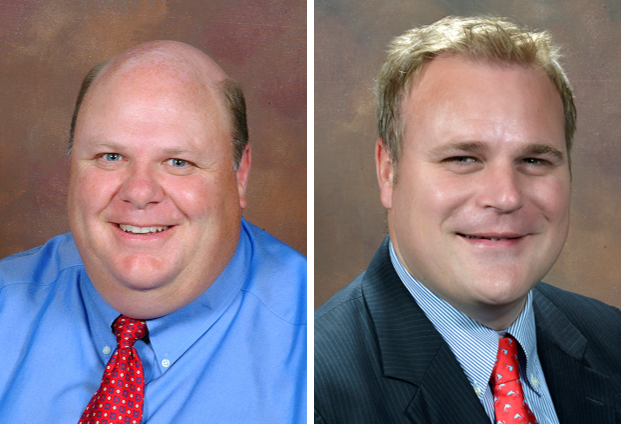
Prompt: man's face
<box><xmin>68</xmin><ymin>65</ymin><xmax>250</xmax><ymax>318</ymax></box>
<box><xmin>377</xmin><ymin>55</ymin><xmax>570</xmax><ymax>328</ymax></box>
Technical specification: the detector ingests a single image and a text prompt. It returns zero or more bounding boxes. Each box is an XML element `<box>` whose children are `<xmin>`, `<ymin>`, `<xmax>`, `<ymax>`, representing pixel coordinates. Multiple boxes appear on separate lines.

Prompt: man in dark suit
<box><xmin>315</xmin><ymin>16</ymin><xmax>621</xmax><ymax>424</ymax></box>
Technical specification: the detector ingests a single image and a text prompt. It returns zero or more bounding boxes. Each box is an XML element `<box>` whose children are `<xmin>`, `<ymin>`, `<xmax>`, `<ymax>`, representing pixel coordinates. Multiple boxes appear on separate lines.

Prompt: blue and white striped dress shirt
<box><xmin>389</xmin><ymin>241</ymin><xmax>560</xmax><ymax>424</ymax></box>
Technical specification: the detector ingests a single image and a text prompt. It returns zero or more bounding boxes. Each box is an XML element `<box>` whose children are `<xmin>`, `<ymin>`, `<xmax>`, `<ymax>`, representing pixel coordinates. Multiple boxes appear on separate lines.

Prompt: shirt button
<box><xmin>103</xmin><ymin>346</ymin><xmax>111</xmax><ymax>355</ymax></box>
<box><xmin>531</xmin><ymin>376</ymin><xmax>540</xmax><ymax>387</ymax></box>
<box><xmin>474</xmin><ymin>385</ymin><xmax>482</xmax><ymax>396</ymax></box>
<box><xmin>162</xmin><ymin>359</ymin><xmax>171</xmax><ymax>368</ymax></box>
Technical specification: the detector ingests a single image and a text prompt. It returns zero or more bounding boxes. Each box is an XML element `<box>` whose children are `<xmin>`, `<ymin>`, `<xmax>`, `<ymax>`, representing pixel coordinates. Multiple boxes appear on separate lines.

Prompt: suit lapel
<box><xmin>361</xmin><ymin>238</ymin><xmax>490</xmax><ymax>423</ymax></box>
<box><xmin>404</xmin><ymin>343</ymin><xmax>492</xmax><ymax>424</ymax></box>
<box><xmin>533</xmin><ymin>285</ymin><xmax>616</xmax><ymax>423</ymax></box>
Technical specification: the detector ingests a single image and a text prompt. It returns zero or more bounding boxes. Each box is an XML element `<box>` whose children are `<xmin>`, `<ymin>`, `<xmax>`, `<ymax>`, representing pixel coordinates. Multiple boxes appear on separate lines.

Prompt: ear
<box><xmin>375</xmin><ymin>138</ymin><xmax>394</xmax><ymax>210</ymax></box>
<box><xmin>236</xmin><ymin>144</ymin><xmax>252</xmax><ymax>209</ymax></box>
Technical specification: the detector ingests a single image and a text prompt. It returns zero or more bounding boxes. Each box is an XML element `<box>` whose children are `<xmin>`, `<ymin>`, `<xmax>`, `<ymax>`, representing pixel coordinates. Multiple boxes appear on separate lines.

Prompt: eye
<box><xmin>522</xmin><ymin>157</ymin><xmax>547</xmax><ymax>165</ymax></box>
<box><xmin>443</xmin><ymin>156</ymin><xmax>477</xmax><ymax>164</ymax></box>
<box><xmin>168</xmin><ymin>158</ymin><xmax>188</xmax><ymax>167</ymax></box>
<box><xmin>441</xmin><ymin>155</ymin><xmax>482</xmax><ymax>174</ymax></box>
<box><xmin>103</xmin><ymin>153</ymin><xmax>122</xmax><ymax>161</ymax></box>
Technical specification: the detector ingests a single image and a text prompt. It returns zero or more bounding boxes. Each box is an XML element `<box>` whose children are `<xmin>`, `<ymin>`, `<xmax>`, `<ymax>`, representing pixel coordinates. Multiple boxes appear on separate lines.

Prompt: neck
<box><xmin>455</xmin><ymin>297</ymin><xmax>528</xmax><ymax>331</ymax></box>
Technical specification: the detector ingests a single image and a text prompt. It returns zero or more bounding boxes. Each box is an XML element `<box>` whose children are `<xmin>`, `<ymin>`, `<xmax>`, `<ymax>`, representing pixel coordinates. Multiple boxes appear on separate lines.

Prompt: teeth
<box><xmin>119</xmin><ymin>224</ymin><xmax>169</xmax><ymax>234</ymax></box>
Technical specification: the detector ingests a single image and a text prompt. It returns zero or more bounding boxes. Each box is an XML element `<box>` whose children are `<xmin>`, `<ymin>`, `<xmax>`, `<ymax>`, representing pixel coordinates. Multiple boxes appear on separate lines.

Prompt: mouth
<box><xmin>117</xmin><ymin>224</ymin><xmax>172</xmax><ymax>234</ymax></box>
<box><xmin>457</xmin><ymin>233</ymin><xmax>523</xmax><ymax>242</ymax></box>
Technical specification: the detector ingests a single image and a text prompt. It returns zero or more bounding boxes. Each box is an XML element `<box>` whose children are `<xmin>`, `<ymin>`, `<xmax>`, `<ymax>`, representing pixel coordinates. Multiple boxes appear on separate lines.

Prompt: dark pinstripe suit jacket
<box><xmin>315</xmin><ymin>237</ymin><xmax>621</xmax><ymax>423</ymax></box>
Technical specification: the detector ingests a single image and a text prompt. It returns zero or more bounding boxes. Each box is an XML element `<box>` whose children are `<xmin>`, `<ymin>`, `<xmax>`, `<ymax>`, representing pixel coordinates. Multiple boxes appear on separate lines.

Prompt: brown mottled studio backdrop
<box><xmin>0</xmin><ymin>0</ymin><xmax>306</xmax><ymax>259</ymax></box>
<box><xmin>315</xmin><ymin>0</ymin><xmax>621</xmax><ymax>308</ymax></box>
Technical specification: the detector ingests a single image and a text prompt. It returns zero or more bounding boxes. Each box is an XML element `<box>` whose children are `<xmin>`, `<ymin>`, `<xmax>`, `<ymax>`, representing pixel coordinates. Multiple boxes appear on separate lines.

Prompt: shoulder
<box><xmin>534</xmin><ymin>282</ymin><xmax>621</xmax><ymax>377</ymax></box>
<box><xmin>534</xmin><ymin>282</ymin><xmax>621</xmax><ymax>371</ymax></box>
<box><xmin>314</xmin><ymin>271</ymin><xmax>412</xmax><ymax>424</ymax></box>
<box><xmin>314</xmin><ymin>272</ymin><xmax>379</xmax><ymax>383</ymax></box>
<box><xmin>313</xmin><ymin>273</ymin><xmax>378</xmax><ymax>384</ymax></box>
<box><xmin>240</xmin><ymin>219</ymin><xmax>307</xmax><ymax>325</ymax></box>
<box><xmin>534</xmin><ymin>282</ymin><xmax>621</xmax><ymax>330</ymax></box>
<box><xmin>314</xmin><ymin>238</ymin><xmax>395</xmax><ymax>362</ymax></box>
<box><xmin>315</xmin><ymin>272</ymin><xmax>365</xmax><ymax>326</ymax></box>
<box><xmin>0</xmin><ymin>234</ymin><xmax>85</xmax><ymax>322</ymax></box>
<box><xmin>242</xmin><ymin>218</ymin><xmax>306</xmax><ymax>276</ymax></box>
<box><xmin>0</xmin><ymin>233</ymin><xmax>83</xmax><ymax>290</ymax></box>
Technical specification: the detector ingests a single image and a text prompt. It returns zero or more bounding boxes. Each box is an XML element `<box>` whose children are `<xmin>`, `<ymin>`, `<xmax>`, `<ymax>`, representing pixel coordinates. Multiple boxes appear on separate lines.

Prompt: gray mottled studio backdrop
<box><xmin>315</xmin><ymin>0</ymin><xmax>621</xmax><ymax>308</ymax></box>
<box><xmin>0</xmin><ymin>0</ymin><xmax>306</xmax><ymax>259</ymax></box>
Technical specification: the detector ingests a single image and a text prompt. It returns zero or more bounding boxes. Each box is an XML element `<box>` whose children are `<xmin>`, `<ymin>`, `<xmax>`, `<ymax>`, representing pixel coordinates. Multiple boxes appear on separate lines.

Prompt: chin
<box><xmin>473</xmin><ymin>274</ymin><xmax>536</xmax><ymax>306</ymax></box>
<box><xmin>112</xmin><ymin>256</ymin><xmax>177</xmax><ymax>290</ymax></box>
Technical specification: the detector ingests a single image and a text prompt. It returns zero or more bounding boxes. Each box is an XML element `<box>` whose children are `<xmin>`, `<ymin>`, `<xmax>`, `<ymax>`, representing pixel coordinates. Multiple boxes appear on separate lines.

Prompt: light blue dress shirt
<box><xmin>389</xmin><ymin>241</ymin><xmax>559</xmax><ymax>424</ymax></box>
<box><xmin>0</xmin><ymin>218</ymin><xmax>306</xmax><ymax>423</ymax></box>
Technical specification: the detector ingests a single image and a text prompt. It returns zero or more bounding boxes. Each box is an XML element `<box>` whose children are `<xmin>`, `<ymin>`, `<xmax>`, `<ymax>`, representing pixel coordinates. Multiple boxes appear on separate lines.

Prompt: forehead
<box><xmin>93</xmin><ymin>59</ymin><xmax>225</xmax><ymax>115</ymax></box>
<box><xmin>75</xmin><ymin>61</ymin><xmax>231</xmax><ymax>148</ymax></box>
<box><xmin>400</xmin><ymin>55</ymin><xmax>565</xmax><ymax>150</ymax></box>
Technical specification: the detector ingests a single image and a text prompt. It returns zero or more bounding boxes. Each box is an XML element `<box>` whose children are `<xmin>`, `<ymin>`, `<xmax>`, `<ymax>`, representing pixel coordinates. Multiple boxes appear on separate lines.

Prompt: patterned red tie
<box><xmin>491</xmin><ymin>336</ymin><xmax>538</xmax><ymax>424</ymax></box>
<box><xmin>79</xmin><ymin>316</ymin><xmax>148</xmax><ymax>424</ymax></box>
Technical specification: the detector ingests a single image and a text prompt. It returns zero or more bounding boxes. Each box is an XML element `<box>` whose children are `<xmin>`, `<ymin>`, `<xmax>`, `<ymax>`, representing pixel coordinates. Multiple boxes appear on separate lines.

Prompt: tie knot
<box><xmin>492</xmin><ymin>335</ymin><xmax>520</xmax><ymax>385</ymax></box>
<box><xmin>114</xmin><ymin>315</ymin><xmax>148</xmax><ymax>349</ymax></box>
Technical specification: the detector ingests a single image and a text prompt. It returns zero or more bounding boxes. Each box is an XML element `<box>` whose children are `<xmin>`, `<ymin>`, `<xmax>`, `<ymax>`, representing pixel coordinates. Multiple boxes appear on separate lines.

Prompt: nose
<box><xmin>476</xmin><ymin>164</ymin><xmax>524</xmax><ymax>213</ymax></box>
<box><xmin>118</xmin><ymin>164</ymin><xmax>164</xmax><ymax>209</ymax></box>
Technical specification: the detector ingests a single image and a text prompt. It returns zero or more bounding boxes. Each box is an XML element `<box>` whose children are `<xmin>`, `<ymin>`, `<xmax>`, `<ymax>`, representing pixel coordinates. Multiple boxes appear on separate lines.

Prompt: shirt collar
<box><xmin>81</xmin><ymin>270</ymin><xmax>122</xmax><ymax>365</ymax></box>
<box><xmin>388</xmin><ymin>240</ymin><xmax>543</xmax><ymax>397</ymax></box>
<box><xmin>504</xmin><ymin>286</ymin><xmax>540</xmax><ymax>394</ymax></box>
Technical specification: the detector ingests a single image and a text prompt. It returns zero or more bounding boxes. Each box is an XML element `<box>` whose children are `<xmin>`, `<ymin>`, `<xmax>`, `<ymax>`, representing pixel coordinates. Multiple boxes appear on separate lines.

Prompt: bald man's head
<box><xmin>69</xmin><ymin>41</ymin><xmax>248</xmax><ymax>169</ymax></box>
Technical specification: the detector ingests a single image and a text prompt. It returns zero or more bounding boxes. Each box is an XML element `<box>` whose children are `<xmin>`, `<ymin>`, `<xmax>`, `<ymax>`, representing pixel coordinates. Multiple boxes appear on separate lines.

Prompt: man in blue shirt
<box><xmin>0</xmin><ymin>40</ymin><xmax>306</xmax><ymax>423</ymax></box>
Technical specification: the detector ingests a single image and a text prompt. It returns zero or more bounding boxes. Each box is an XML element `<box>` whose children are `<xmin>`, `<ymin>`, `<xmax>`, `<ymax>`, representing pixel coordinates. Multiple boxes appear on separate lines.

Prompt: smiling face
<box><xmin>376</xmin><ymin>55</ymin><xmax>571</xmax><ymax>329</ymax></box>
<box><xmin>68</xmin><ymin>49</ymin><xmax>250</xmax><ymax>319</ymax></box>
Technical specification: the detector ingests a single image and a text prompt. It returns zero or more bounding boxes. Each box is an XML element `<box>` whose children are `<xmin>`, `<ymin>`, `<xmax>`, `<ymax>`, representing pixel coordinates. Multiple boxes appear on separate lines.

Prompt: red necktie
<box><xmin>79</xmin><ymin>316</ymin><xmax>148</xmax><ymax>424</ymax></box>
<box><xmin>491</xmin><ymin>336</ymin><xmax>538</xmax><ymax>424</ymax></box>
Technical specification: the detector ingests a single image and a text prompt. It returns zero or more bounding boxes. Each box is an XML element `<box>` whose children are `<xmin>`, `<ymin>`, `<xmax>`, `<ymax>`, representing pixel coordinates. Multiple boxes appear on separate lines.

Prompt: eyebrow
<box><xmin>430</xmin><ymin>141</ymin><xmax>565</xmax><ymax>162</ymax></box>
<box><xmin>92</xmin><ymin>141</ymin><xmax>124</xmax><ymax>151</ymax></box>
<box><xmin>161</xmin><ymin>147</ymin><xmax>195</xmax><ymax>156</ymax></box>
<box><xmin>524</xmin><ymin>143</ymin><xmax>565</xmax><ymax>162</ymax></box>
<box><xmin>429</xmin><ymin>141</ymin><xmax>486</xmax><ymax>157</ymax></box>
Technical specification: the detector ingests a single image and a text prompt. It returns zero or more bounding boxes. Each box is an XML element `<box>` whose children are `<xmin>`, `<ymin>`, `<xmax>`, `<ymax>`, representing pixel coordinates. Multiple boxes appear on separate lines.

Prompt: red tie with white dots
<box><xmin>491</xmin><ymin>335</ymin><xmax>538</xmax><ymax>424</ymax></box>
<box><xmin>79</xmin><ymin>316</ymin><xmax>148</xmax><ymax>424</ymax></box>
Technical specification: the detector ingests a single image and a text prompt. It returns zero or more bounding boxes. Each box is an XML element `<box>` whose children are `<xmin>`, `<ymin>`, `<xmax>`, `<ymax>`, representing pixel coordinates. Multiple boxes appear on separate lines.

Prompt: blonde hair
<box><xmin>376</xmin><ymin>16</ymin><xmax>576</xmax><ymax>172</ymax></box>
